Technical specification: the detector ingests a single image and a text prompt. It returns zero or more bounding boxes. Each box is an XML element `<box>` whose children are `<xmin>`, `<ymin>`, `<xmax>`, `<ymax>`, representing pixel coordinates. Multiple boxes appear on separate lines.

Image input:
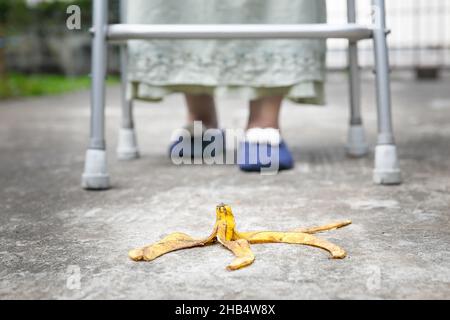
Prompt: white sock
<box><xmin>245</xmin><ymin>128</ymin><xmax>281</xmax><ymax>146</ymax></box>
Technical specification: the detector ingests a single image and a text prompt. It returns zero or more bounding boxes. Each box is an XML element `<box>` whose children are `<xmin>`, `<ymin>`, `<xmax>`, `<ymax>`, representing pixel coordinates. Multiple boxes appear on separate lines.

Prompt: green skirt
<box><xmin>127</xmin><ymin>0</ymin><xmax>327</xmax><ymax>104</ymax></box>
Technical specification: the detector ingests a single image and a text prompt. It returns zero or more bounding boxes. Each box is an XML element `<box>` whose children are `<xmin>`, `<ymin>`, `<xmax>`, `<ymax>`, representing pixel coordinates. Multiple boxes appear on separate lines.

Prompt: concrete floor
<box><xmin>0</xmin><ymin>72</ymin><xmax>449</xmax><ymax>299</ymax></box>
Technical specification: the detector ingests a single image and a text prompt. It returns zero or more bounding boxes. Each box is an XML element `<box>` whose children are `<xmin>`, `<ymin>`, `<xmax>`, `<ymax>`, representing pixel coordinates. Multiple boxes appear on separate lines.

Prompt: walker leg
<box><xmin>116</xmin><ymin>0</ymin><xmax>139</xmax><ymax>160</ymax></box>
<box><xmin>372</xmin><ymin>0</ymin><xmax>402</xmax><ymax>185</ymax></box>
<box><xmin>346</xmin><ymin>0</ymin><xmax>369</xmax><ymax>157</ymax></box>
<box><xmin>82</xmin><ymin>0</ymin><xmax>110</xmax><ymax>190</ymax></box>
<box><xmin>117</xmin><ymin>45</ymin><xmax>140</xmax><ymax>160</ymax></box>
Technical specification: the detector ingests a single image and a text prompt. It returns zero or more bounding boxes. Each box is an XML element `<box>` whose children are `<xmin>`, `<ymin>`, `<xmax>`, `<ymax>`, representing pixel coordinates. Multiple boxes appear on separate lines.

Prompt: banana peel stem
<box><xmin>129</xmin><ymin>204</ymin><xmax>351</xmax><ymax>270</ymax></box>
<box><xmin>293</xmin><ymin>220</ymin><xmax>352</xmax><ymax>234</ymax></box>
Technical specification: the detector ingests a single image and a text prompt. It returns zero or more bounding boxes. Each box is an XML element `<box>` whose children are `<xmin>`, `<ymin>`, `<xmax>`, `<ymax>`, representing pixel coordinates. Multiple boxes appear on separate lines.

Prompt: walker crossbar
<box><xmin>105</xmin><ymin>23</ymin><xmax>374</xmax><ymax>42</ymax></box>
<box><xmin>81</xmin><ymin>0</ymin><xmax>402</xmax><ymax>190</ymax></box>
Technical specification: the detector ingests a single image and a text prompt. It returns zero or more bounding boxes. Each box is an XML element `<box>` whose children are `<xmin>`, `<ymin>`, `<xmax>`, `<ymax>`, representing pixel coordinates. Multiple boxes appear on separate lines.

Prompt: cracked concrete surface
<box><xmin>0</xmin><ymin>72</ymin><xmax>449</xmax><ymax>299</ymax></box>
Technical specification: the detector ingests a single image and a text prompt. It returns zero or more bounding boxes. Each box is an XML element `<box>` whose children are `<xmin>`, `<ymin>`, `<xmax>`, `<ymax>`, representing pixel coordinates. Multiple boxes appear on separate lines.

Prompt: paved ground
<box><xmin>0</xmin><ymin>72</ymin><xmax>449</xmax><ymax>299</ymax></box>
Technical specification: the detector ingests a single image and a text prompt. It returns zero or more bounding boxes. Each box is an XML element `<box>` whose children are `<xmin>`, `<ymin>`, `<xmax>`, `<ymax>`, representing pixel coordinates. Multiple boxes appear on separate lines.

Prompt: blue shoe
<box><xmin>238</xmin><ymin>140</ymin><xmax>294</xmax><ymax>172</ymax></box>
<box><xmin>238</xmin><ymin>128</ymin><xmax>294</xmax><ymax>172</ymax></box>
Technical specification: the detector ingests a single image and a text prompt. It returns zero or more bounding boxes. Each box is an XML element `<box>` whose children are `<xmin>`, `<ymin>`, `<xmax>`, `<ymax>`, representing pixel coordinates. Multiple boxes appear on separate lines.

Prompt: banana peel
<box><xmin>129</xmin><ymin>204</ymin><xmax>351</xmax><ymax>271</ymax></box>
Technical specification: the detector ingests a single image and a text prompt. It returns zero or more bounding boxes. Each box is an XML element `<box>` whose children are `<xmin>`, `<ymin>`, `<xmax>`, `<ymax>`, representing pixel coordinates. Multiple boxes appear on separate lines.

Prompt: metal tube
<box><xmin>372</xmin><ymin>0</ymin><xmax>395</xmax><ymax>144</ymax></box>
<box><xmin>347</xmin><ymin>0</ymin><xmax>362</xmax><ymax>125</ymax></box>
<box><xmin>89</xmin><ymin>0</ymin><xmax>108</xmax><ymax>149</ymax></box>
<box><xmin>106</xmin><ymin>23</ymin><xmax>373</xmax><ymax>41</ymax></box>
<box><xmin>120</xmin><ymin>49</ymin><xmax>133</xmax><ymax>128</ymax></box>
<box><xmin>120</xmin><ymin>0</ymin><xmax>133</xmax><ymax>129</ymax></box>
<box><xmin>347</xmin><ymin>0</ymin><xmax>357</xmax><ymax>21</ymax></box>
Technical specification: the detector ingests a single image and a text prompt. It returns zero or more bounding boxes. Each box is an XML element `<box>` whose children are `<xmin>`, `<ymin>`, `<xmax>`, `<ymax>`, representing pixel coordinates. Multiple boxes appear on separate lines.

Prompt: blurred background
<box><xmin>0</xmin><ymin>0</ymin><xmax>120</xmax><ymax>99</ymax></box>
<box><xmin>0</xmin><ymin>0</ymin><xmax>449</xmax><ymax>99</ymax></box>
<box><xmin>327</xmin><ymin>0</ymin><xmax>450</xmax><ymax>73</ymax></box>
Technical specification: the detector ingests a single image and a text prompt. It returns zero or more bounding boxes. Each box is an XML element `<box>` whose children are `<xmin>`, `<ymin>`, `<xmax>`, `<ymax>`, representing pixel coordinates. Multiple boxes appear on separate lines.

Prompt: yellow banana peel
<box><xmin>129</xmin><ymin>204</ymin><xmax>351</xmax><ymax>271</ymax></box>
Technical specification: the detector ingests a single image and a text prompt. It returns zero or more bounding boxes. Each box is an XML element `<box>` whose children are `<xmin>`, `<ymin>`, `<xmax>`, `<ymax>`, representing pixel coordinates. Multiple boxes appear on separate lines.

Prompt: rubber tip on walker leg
<box><xmin>117</xmin><ymin>128</ymin><xmax>140</xmax><ymax>160</ymax></box>
<box><xmin>82</xmin><ymin>149</ymin><xmax>110</xmax><ymax>190</ymax></box>
<box><xmin>373</xmin><ymin>144</ymin><xmax>402</xmax><ymax>185</ymax></box>
<box><xmin>346</xmin><ymin>125</ymin><xmax>369</xmax><ymax>157</ymax></box>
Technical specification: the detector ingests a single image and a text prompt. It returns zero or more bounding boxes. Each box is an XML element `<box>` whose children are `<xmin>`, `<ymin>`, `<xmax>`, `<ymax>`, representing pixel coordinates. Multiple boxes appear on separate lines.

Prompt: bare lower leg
<box><xmin>247</xmin><ymin>96</ymin><xmax>283</xmax><ymax>129</ymax></box>
<box><xmin>185</xmin><ymin>94</ymin><xmax>218</xmax><ymax>128</ymax></box>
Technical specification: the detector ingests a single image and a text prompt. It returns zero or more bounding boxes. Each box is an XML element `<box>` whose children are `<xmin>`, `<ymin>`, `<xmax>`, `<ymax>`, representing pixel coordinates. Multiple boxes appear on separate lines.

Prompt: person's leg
<box><xmin>185</xmin><ymin>94</ymin><xmax>218</xmax><ymax>128</ymax></box>
<box><xmin>247</xmin><ymin>96</ymin><xmax>282</xmax><ymax>129</ymax></box>
<box><xmin>169</xmin><ymin>93</ymin><xmax>220</xmax><ymax>159</ymax></box>
<box><xmin>240</xmin><ymin>96</ymin><xmax>294</xmax><ymax>172</ymax></box>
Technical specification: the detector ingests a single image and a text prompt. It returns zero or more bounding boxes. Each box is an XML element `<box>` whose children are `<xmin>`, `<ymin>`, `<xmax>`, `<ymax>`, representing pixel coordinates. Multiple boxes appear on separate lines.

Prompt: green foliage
<box><xmin>0</xmin><ymin>0</ymin><xmax>13</xmax><ymax>24</ymax></box>
<box><xmin>0</xmin><ymin>73</ymin><xmax>118</xmax><ymax>99</ymax></box>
